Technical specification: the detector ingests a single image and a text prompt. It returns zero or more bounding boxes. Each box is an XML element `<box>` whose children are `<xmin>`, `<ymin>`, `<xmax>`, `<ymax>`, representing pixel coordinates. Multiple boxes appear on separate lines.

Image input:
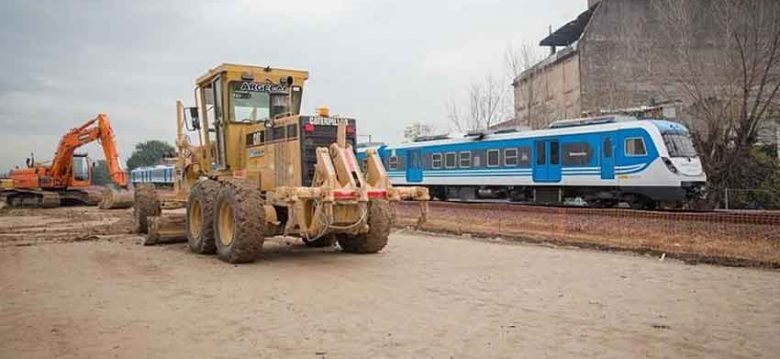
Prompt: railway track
<box><xmin>397</xmin><ymin>200</ymin><xmax>780</xmax><ymax>226</ymax></box>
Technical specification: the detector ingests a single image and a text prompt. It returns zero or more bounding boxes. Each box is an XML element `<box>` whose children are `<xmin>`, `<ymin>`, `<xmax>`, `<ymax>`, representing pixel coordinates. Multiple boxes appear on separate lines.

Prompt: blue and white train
<box><xmin>129</xmin><ymin>165</ymin><xmax>175</xmax><ymax>187</ymax></box>
<box><xmin>359</xmin><ymin>116</ymin><xmax>707</xmax><ymax>208</ymax></box>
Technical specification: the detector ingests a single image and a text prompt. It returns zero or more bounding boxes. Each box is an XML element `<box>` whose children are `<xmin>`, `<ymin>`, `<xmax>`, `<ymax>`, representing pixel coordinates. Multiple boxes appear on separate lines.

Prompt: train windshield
<box><xmin>662</xmin><ymin>132</ymin><xmax>697</xmax><ymax>158</ymax></box>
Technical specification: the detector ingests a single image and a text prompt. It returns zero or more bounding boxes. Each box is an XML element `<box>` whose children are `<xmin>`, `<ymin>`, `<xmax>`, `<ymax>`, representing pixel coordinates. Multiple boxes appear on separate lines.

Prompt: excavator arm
<box><xmin>48</xmin><ymin>114</ymin><xmax>128</xmax><ymax>188</ymax></box>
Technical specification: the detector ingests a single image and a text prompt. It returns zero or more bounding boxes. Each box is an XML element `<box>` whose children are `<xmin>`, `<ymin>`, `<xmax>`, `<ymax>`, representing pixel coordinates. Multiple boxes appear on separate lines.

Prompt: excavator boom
<box><xmin>48</xmin><ymin>114</ymin><xmax>127</xmax><ymax>188</ymax></box>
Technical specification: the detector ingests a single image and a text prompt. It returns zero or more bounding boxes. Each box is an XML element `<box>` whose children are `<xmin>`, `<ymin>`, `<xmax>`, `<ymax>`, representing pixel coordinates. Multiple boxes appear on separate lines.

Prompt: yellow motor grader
<box><xmin>134</xmin><ymin>64</ymin><xmax>429</xmax><ymax>263</ymax></box>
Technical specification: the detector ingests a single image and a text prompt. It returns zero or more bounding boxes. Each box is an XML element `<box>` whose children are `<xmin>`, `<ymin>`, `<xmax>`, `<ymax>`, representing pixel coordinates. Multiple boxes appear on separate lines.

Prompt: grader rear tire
<box><xmin>133</xmin><ymin>184</ymin><xmax>160</xmax><ymax>234</ymax></box>
<box><xmin>338</xmin><ymin>200</ymin><xmax>393</xmax><ymax>254</ymax></box>
<box><xmin>186</xmin><ymin>179</ymin><xmax>219</xmax><ymax>254</ymax></box>
<box><xmin>214</xmin><ymin>181</ymin><xmax>265</xmax><ymax>264</ymax></box>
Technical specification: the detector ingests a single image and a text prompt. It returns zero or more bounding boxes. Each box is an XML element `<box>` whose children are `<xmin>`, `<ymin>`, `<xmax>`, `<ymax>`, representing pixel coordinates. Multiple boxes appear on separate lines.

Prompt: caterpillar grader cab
<box><xmin>2</xmin><ymin>114</ymin><xmax>133</xmax><ymax>209</ymax></box>
<box><xmin>135</xmin><ymin>63</ymin><xmax>429</xmax><ymax>263</ymax></box>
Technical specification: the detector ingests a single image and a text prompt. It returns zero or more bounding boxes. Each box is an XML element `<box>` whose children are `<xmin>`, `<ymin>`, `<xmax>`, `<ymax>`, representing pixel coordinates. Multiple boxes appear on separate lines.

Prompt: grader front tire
<box><xmin>186</xmin><ymin>180</ymin><xmax>220</xmax><ymax>254</ymax></box>
<box><xmin>338</xmin><ymin>200</ymin><xmax>393</xmax><ymax>254</ymax></box>
<box><xmin>133</xmin><ymin>183</ymin><xmax>160</xmax><ymax>234</ymax></box>
<box><xmin>214</xmin><ymin>181</ymin><xmax>266</xmax><ymax>264</ymax></box>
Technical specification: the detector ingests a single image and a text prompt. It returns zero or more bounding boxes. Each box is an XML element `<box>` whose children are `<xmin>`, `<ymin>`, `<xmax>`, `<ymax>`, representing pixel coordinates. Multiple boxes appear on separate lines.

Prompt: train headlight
<box><xmin>661</xmin><ymin>157</ymin><xmax>678</xmax><ymax>174</ymax></box>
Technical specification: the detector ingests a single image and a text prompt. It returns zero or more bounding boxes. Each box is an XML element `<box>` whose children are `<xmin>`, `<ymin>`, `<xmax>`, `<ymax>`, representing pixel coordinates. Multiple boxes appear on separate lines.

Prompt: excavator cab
<box><xmin>71</xmin><ymin>154</ymin><xmax>92</xmax><ymax>187</ymax></box>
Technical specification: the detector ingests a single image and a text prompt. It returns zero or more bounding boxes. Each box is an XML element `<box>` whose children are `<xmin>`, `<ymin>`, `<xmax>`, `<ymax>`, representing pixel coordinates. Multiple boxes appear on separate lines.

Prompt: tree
<box><xmin>447</xmin><ymin>42</ymin><xmax>541</xmax><ymax>132</ymax></box>
<box><xmin>505</xmin><ymin>42</ymin><xmax>544</xmax><ymax>128</ymax></box>
<box><xmin>126</xmin><ymin>140</ymin><xmax>175</xmax><ymax>170</ymax></box>
<box><xmin>403</xmin><ymin>122</ymin><xmax>435</xmax><ymax>142</ymax></box>
<box><xmin>654</xmin><ymin>0</ymin><xmax>780</xmax><ymax>205</ymax></box>
<box><xmin>91</xmin><ymin>160</ymin><xmax>111</xmax><ymax>185</ymax></box>
<box><xmin>447</xmin><ymin>75</ymin><xmax>509</xmax><ymax>132</ymax></box>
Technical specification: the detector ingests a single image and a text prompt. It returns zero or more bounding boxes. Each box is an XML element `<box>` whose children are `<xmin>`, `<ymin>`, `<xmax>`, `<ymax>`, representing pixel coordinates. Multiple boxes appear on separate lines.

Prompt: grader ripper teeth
<box><xmin>274</xmin><ymin>125</ymin><xmax>429</xmax><ymax>241</ymax></box>
<box><xmin>134</xmin><ymin>63</ymin><xmax>428</xmax><ymax>264</ymax></box>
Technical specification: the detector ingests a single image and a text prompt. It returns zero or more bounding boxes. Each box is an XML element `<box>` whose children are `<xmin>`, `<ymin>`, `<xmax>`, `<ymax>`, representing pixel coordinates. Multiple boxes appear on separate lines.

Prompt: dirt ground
<box><xmin>1</xmin><ymin>206</ymin><xmax>779</xmax><ymax>358</ymax></box>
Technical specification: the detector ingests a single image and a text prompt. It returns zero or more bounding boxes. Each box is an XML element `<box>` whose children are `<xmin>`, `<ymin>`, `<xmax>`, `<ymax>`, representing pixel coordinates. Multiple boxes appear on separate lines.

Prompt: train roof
<box><xmin>382</xmin><ymin>117</ymin><xmax>687</xmax><ymax>150</ymax></box>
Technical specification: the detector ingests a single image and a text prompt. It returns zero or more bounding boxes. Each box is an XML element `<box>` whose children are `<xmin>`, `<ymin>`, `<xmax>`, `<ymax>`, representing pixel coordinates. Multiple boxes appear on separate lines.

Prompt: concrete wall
<box><xmin>577</xmin><ymin>0</ymin><xmax>732</xmax><ymax>121</ymax></box>
<box><xmin>513</xmin><ymin>48</ymin><xmax>581</xmax><ymax>129</ymax></box>
<box><xmin>579</xmin><ymin>0</ymin><xmax>667</xmax><ymax>115</ymax></box>
<box><xmin>513</xmin><ymin>0</ymin><xmax>728</xmax><ymax>129</ymax></box>
<box><xmin>513</xmin><ymin>0</ymin><xmax>779</xmax><ymax>132</ymax></box>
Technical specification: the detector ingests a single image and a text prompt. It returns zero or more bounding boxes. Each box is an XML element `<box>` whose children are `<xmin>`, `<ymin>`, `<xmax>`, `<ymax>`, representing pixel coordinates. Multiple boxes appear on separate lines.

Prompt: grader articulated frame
<box><xmin>134</xmin><ymin>63</ymin><xmax>428</xmax><ymax>263</ymax></box>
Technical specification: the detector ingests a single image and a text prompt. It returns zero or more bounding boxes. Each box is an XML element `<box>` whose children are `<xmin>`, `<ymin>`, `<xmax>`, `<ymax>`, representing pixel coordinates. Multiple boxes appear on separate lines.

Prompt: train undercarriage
<box><xmin>428</xmin><ymin>182</ymin><xmax>707</xmax><ymax>210</ymax></box>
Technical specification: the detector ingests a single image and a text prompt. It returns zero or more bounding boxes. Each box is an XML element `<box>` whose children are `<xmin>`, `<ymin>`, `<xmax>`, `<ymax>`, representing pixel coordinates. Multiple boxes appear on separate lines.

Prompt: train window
<box><xmin>445</xmin><ymin>152</ymin><xmax>457</xmax><ymax>168</ymax></box>
<box><xmin>562</xmin><ymin>143</ymin><xmax>593</xmax><ymax>166</ymax></box>
<box><xmin>603</xmin><ymin>138</ymin><xmax>613</xmax><ymax>157</ymax></box>
<box><xmin>550</xmin><ymin>141</ymin><xmax>560</xmax><ymax>165</ymax></box>
<box><xmin>431</xmin><ymin>153</ymin><xmax>442</xmax><ymax>169</ymax></box>
<box><xmin>286</xmin><ymin>124</ymin><xmax>297</xmax><ymax>139</ymax></box>
<box><xmin>459</xmin><ymin>151</ymin><xmax>471</xmax><ymax>168</ymax></box>
<box><xmin>625</xmin><ymin>137</ymin><xmax>647</xmax><ymax>156</ymax></box>
<box><xmin>389</xmin><ymin>156</ymin><xmax>398</xmax><ymax>169</ymax></box>
<box><xmin>518</xmin><ymin>147</ymin><xmax>531</xmax><ymax>167</ymax></box>
<box><xmin>536</xmin><ymin>142</ymin><xmax>546</xmax><ymax>165</ymax></box>
<box><xmin>487</xmin><ymin>150</ymin><xmax>500</xmax><ymax>167</ymax></box>
<box><xmin>504</xmin><ymin>148</ymin><xmax>518</xmax><ymax>166</ymax></box>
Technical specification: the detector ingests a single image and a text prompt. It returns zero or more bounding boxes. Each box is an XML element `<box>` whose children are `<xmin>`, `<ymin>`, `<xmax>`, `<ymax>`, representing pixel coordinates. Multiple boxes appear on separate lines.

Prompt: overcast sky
<box><xmin>0</xmin><ymin>0</ymin><xmax>584</xmax><ymax>171</ymax></box>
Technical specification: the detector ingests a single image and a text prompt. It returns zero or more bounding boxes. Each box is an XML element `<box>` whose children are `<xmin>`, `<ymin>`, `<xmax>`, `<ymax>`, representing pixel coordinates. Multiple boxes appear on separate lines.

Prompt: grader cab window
<box><xmin>230</xmin><ymin>82</ymin><xmax>271</xmax><ymax>123</ymax></box>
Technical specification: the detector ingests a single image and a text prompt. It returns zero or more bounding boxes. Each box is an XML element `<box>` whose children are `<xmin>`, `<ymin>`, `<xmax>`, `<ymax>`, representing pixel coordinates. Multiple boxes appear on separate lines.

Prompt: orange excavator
<box><xmin>3</xmin><ymin>114</ymin><xmax>132</xmax><ymax>208</ymax></box>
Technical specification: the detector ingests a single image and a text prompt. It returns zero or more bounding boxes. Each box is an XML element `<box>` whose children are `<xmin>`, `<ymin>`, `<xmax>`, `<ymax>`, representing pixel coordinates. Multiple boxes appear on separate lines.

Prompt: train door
<box><xmin>533</xmin><ymin>139</ymin><xmax>561</xmax><ymax>182</ymax></box>
<box><xmin>600</xmin><ymin>135</ymin><xmax>615</xmax><ymax>180</ymax></box>
<box><xmin>406</xmin><ymin>149</ymin><xmax>423</xmax><ymax>183</ymax></box>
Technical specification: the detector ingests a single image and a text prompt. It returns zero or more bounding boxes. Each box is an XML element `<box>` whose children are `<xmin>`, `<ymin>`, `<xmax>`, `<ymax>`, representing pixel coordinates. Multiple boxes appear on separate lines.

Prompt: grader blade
<box><xmin>143</xmin><ymin>213</ymin><xmax>187</xmax><ymax>245</ymax></box>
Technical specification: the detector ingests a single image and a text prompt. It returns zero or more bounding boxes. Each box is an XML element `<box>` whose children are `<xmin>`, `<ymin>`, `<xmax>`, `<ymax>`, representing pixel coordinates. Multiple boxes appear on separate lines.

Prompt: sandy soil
<box><xmin>0</xmin><ymin>207</ymin><xmax>778</xmax><ymax>358</ymax></box>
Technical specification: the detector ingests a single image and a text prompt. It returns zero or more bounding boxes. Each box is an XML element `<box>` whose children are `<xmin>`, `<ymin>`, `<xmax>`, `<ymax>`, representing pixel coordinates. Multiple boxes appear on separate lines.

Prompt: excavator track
<box><xmin>4</xmin><ymin>190</ymin><xmax>61</xmax><ymax>208</ymax></box>
<box><xmin>41</xmin><ymin>191</ymin><xmax>61</xmax><ymax>208</ymax></box>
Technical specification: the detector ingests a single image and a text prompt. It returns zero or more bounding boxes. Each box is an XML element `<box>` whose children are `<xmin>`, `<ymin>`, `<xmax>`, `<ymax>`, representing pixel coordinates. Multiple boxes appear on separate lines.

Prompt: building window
<box><xmin>518</xmin><ymin>146</ymin><xmax>531</xmax><ymax>167</ymax></box>
<box><xmin>431</xmin><ymin>153</ymin><xmax>442</xmax><ymax>169</ymax></box>
<box><xmin>562</xmin><ymin>143</ymin><xmax>593</xmax><ymax>166</ymax></box>
<box><xmin>487</xmin><ymin>149</ymin><xmax>500</xmax><ymax>167</ymax></box>
<box><xmin>504</xmin><ymin>148</ymin><xmax>518</xmax><ymax>166</ymax></box>
<box><xmin>459</xmin><ymin>151</ymin><xmax>471</xmax><ymax>168</ymax></box>
<box><xmin>389</xmin><ymin>156</ymin><xmax>398</xmax><ymax>170</ymax></box>
<box><xmin>445</xmin><ymin>152</ymin><xmax>457</xmax><ymax>169</ymax></box>
<box><xmin>625</xmin><ymin>137</ymin><xmax>647</xmax><ymax>156</ymax></box>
